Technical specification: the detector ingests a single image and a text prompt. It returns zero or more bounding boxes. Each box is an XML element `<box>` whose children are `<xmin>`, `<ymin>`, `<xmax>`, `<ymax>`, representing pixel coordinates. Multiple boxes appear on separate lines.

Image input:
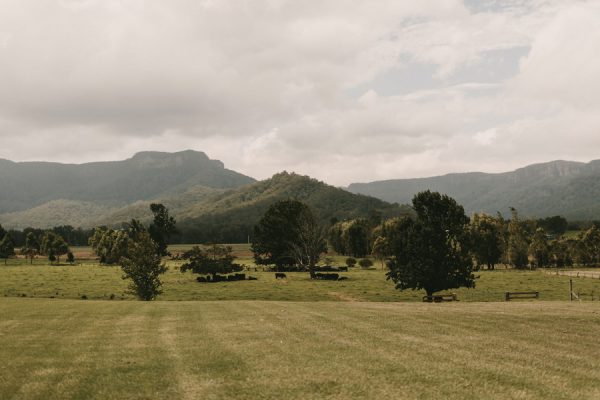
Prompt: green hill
<box><xmin>0</xmin><ymin>150</ymin><xmax>255</xmax><ymax>214</ymax></box>
<box><xmin>347</xmin><ymin>160</ymin><xmax>600</xmax><ymax>219</ymax></box>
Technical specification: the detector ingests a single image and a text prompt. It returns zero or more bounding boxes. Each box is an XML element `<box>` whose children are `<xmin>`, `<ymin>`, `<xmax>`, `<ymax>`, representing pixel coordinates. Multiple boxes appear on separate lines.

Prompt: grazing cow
<box><xmin>338</xmin><ymin>266</ymin><xmax>348</xmax><ymax>272</ymax></box>
<box><xmin>275</xmin><ymin>272</ymin><xmax>287</xmax><ymax>279</ymax></box>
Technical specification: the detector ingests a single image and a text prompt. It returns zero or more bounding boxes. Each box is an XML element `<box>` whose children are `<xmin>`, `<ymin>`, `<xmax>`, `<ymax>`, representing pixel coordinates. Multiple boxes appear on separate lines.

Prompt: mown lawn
<box><xmin>2</xmin><ymin>261</ymin><xmax>600</xmax><ymax>302</ymax></box>
<box><xmin>0</xmin><ymin>299</ymin><xmax>599</xmax><ymax>400</ymax></box>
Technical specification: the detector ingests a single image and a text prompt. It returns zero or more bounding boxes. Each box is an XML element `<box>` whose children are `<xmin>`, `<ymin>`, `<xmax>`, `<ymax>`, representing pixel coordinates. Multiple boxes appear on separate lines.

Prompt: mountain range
<box><xmin>0</xmin><ymin>151</ymin><xmax>409</xmax><ymax>231</ymax></box>
<box><xmin>3</xmin><ymin>152</ymin><xmax>600</xmax><ymax>231</ymax></box>
<box><xmin>347</xmin><ymin>160</ymin><xmax>600</xmax><ymax>220</ymax></box>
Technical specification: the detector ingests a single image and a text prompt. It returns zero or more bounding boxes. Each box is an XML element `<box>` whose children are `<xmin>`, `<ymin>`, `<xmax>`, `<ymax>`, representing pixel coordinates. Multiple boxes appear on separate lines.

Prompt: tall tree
<box><xmin>0</xmin><ymin>234</ymin><xmax>15</xmax><ymax>265</ymax></box>
<box><xmin>21</xmin><ymin>232</ymin><xmax>39</xmax><ymax>265</ymax></box>
<box><xmin>120</xmin><ymin>232</ymin><xmax>167</xmax><ymax>301</ymax></box>
<box><xmin>252</xmin><ymin>200</ymin><xmax>315</xmax><ymax>268</ymax></box>
<box><xmin>287</xmin><ymin>207</ymin><xmax>327</xmax><ymax>278</ymax></box>
<box><xmin>371</xmin><ymin>235</ymin><xmax>390</xmax><ymax>268</ymax></box>
<box><xmin>386</xmin><ymin>191</ymin><xmax>475</xmax><ymax>297</ymax></box>
<box><xmin>528</xmin><ymin>228</ymin><xmax>550</xmax><ymax>268</ymax></box>
<box><xmin>180</xmin><ymin>244</ymin><xmax>243</xmax><ymax>279</ymax></box>
<box><xmin>40</xmin><ymin>231</ymin><xmax>69</xmax><ymax>264</ymax></box>
<box><xmin>148</xmin><ymin>203</ymin><xmax>177</xmax><ymax>257</ymax></box>
<box><xmin>469</xmin><ymin>213</ymin><xmax>504</xmax><ymax>270</ymax></box>
<box><xmin>507</xmin><ymin>208</ymin><xmax>529</xmax><ymax>269</ymax></box>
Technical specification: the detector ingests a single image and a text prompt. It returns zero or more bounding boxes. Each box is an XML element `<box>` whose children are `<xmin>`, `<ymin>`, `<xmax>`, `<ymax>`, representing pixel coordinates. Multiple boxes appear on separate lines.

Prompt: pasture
<box><xmin>2</xmin><ymin>260</ymin><xmax>600</xmax><ymax>302</ymax></box>
<box><xmin>1</xmin><ymin>299</ymin><xmax>599</xmax><ymax>399</ymax></box>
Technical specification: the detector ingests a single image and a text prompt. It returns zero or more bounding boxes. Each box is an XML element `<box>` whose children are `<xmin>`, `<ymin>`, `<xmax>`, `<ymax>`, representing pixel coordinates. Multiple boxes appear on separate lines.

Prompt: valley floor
<box><xmin>1</xmin><ymin>299</ymin><xmax>599</xmax><ymax>400</ymax></box>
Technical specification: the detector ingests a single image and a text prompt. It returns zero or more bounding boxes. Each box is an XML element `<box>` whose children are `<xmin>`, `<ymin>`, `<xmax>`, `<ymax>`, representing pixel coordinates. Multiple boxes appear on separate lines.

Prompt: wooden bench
<box><xmin>505</xmin><ymin>291</ymin><xmax>539</xmax><ymax>301</ymax></box>
<box><xmin>422</xmin><ymin>293</ymin><xmax>458</xmax><ymax>303</ymax></box>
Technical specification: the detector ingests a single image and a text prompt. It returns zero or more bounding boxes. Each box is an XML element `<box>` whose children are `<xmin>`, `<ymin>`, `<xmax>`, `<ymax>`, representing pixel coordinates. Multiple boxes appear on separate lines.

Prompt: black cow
<box><xmin>275</xmin><ymin>272</ymin><xmax>287</xmax><ymax>279</ymax></box>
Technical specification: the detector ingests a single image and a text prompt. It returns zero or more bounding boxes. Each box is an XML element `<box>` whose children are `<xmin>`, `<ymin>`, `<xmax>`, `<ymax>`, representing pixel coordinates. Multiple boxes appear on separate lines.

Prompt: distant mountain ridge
<box><xmin>0</xmin><ymin>152</ymin><xmax>410</xmax><ymax>231</ymax></box>
<box><xmin>0</xmin><ymin>150</ymin><xmax>255</xmax><ymax>214</ymax></box>
<box><xmin>347</xmin><ymin>159</ymin><xmax>600</xmax><ymax>220</ymax></box>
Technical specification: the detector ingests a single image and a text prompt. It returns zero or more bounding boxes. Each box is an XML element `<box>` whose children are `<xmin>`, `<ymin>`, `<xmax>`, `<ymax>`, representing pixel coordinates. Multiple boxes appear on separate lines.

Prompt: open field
<box><xmin>1</xmin><ymin>298</ymin><xmax>599</xmax><ymax>400</ymax></box>
<box><xmin>2</xmin><ymin>262</ymin><xmax>600</xmax><ymax>302</ymax></box>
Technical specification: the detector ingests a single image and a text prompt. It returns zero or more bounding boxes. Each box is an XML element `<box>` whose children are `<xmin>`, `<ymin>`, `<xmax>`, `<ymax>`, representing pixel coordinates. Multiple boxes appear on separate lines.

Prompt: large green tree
<box><xmin>20</xmin><ymin>232</ymin><xmax>39</xmax><ymax>265</ymax></box>
<box><xmin>120</xmin><ymin>232</ymin><xmax>167</xmax><ymax>301</ymax></box>
<box><xmin>0</xmin><ymin>234</ymin><xmax>15</xmax><ymax>265</ymax></box>
<box><xmin>180</xmin><ymin>244</ymin><xmax>243</xmax><ymax>279</ymax></box>
<box><xmin>507</xmin><ymin>208</ymin><xmax>529</xmax><ymax>269</ymax></box>
<box><xmin>469</xmin><ymin>213</ymin><xmax>504</xmax><ymax>270</ymax></box>
<box><xmin>148</xmin><ymin>203</ymin><xmax>177</xmax><ymax>257</ymax></box>
<box><xmin>529</xmin><ymin>228</ymin><xmax>550</xmax><ymax>268</ymax></box>
<box><xmin>386</xmin><ymin>191</ymin><xmax>475</xmax><ymax>297</ymax></box>
<box><xmin>252</xmin><ymin>200</ymin><xmax>324</xmax><ymax>269</ymax></box>
<box><xmin>40</xmin><ymin>231</ymin><xmax>69</xmax><ymax>264</ymax></box>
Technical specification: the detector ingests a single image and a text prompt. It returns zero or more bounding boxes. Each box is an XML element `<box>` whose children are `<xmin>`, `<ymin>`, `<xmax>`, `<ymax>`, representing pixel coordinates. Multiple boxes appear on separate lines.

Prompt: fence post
<box><xmin>570</xmin><ymin>279</ymin><xmax>573</xmax><ymax>301</ymax></box>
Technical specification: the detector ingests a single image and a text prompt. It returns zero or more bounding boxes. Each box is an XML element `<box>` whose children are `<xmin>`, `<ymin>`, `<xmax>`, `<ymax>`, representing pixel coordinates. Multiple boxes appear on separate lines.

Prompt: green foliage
<box><xmin>469</xmin><ymin>213</ymin><xmax>504</xmax><ymax>270</ymax></box>
<box><xmin>358</xmin><ymin>258</ymin><xmax>373</xmax><ymax>269</ymax></box>
<box><xmin>40</xmin><ymin>231</ymin><xmax>69</xmax><ymax>264</ymax></box>
<box><xmin>537</xmin><ymin>216</ymin><xmax>568</xmax><ymax>235</ymax></box>
<box><xmin>252</xmin><ymin>200</ymin><xmax>322</xmax><ymax>268</ymax></box>
<box><xmin>148</xmin><ymin>204</ymin><xmax>177</xmax><ymax>257</ymax></box>
<box><xmin>89</xmin><ymin>228</ymin><xmax>130</xmax><ymax>265</ymax></box>
<box><xmin>20</xmin><ymin>232</ymin><xmax>39</xmax><ymax>265</ymax></box>
<box><xmin>371</xmin><ymin>236</ymin><xmax>389</xmax><ymax>267</ymax></box>
<box><xmin>180</xmin><ymin>244</ymin><xmax>243</xmax><ymax>277</ymax></box>
<box><xmin>66</xmin><ymin>252</ymin><xmax>75</xmax><ymax>265</ymax></box>
<box><xmin>120</xmin><ymin>232</ymin><xmax>167</xmax><ymax>301</ymax></box>
<box><xmin>0</xmin><ymin>234</ymin><xmax>15</xmax><ymax>265</ymax></box>
<box><xmin>386</xmin><ymin>191</ymin><xmax>474</xmax><ymax>297</ymax></box>
<box><xmin>528</xmin><ymin>228</ymin><xmax>550</xmax><ymax>267</ymax></box>
<box><xmin>507</xmin><ymin>208</ymin><xmax>529</xmax><ymax>269</ymax></box>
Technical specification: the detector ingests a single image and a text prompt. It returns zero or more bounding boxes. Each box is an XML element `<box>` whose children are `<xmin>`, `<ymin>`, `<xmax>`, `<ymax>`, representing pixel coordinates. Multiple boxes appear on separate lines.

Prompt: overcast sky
<box><xmin>0</xmin><ymin>0</ymin><xmax>599</xmax><ymax>185</ymax></box>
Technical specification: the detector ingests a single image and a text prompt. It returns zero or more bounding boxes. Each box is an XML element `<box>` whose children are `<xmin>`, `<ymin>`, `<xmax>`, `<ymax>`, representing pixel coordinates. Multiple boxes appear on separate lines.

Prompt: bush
<box><xmin>345</xmin><ymin>257</ymin><xmax>357</xmax><ymax>268</ymax></box>
<box><xmin>358</xmin><ymin>258</ymin><xmax>373</xmax><ymax>269</ymax></box>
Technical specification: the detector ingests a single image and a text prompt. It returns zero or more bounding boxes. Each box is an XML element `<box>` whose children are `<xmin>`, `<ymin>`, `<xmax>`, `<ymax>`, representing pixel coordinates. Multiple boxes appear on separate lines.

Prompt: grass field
<box><xmin>1</xmin><ymin>298</ymin><xmax>599</xmax><ymax>400</ymax></box>
<box><xmin>2</xmin><ymin>261</ymin><xmax>600</xmax><ymax>302</ymax></box>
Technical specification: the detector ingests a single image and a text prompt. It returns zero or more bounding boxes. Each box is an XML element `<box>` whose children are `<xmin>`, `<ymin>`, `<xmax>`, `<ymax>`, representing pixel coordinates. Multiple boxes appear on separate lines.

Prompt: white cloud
<box><xmin>0</xmin><ymin>0</ymin><xmax>598</xmax><ymax>185</ymax></box>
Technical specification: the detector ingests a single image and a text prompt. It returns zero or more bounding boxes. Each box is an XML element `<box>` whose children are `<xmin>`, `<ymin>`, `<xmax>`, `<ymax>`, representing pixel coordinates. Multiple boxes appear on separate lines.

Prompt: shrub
<box><xmin>345</xmin><ymin>257</ymin><xmax>357</xmax><ymax>268</ymax></box>
<box><xmin>358</xmin><ymin>258</ymin><xmax>373</xmax><ymax>269</ymax></box>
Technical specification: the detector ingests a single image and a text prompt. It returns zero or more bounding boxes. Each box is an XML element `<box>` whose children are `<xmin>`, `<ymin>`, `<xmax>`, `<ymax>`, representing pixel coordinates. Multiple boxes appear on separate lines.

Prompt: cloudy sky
<box><xmin>0</xmin><ymin>0</ymin><xmax>599</xmax><ymax>185</ymax></box>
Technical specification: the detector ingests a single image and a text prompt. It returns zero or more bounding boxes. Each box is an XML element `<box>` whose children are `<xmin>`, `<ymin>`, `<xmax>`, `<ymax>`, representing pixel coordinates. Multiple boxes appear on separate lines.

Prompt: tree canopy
<box><xmin>180</xmin><ymin>244</ymin><xmax>243</xmax><ymax>277</ymax></box>
<box><xmin>386</xmin><ymin>191</ymin><xmax>475</xmax><ymax>297</ymax></box>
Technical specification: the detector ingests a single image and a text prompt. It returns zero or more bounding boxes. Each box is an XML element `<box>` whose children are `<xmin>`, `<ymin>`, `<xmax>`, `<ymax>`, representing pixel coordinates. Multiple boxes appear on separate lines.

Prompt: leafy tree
<box><xmin>536</xmin><ymin>216</ymin><xmax>568</xmax><ymax>236</ymax></box>
<box><xmin>581</xmin><ymin>225</ymin><xmax>600</xmax><ymax>265</ymax></box>
<box><xmin>549</xmin><ymin>239</ymin><xmax>573</xmax><ymax>267</ymax></box>
<box><xmin>345</xmin><ymin>257</ymin><xmax>357</xmax><ymax>268</ymax></box>
<box><xmin>469</xmin><ymin>213</ymin><xmax>504</xmax><ymax>270</ymax></box>
<box><xmin>66</xmin><ymin>251</ymin><xmax>75</xmax><ymax>265</ymax></box>
<box><xmin>287</xmin><ymin>207</ymin><xmax>327</xmax><ymax>277</ymax></box>
<box><xmin>507</xmin><ymin>208</ymin><xmax>529</xmax><ymax>269</ymax></box>
<box><xmin>386</xmin><ymin>191</ymin><xmax>474</xmax><ymax>297</ymax></box>
<box><xmin>252</xmin><ymin>200</ymin><xmax>314</xmax><ymax>268</ymax></box>
<box><xmin>0</xmin><ymin>224</ymin><xmax>6</xmax><ymax>241</ymax></box>
<box><xmin>180</xmin><ymin>244</ymin><xmax>243</xmax><ymax>279</ymax></box>
<box><xmin>371</xmin><ymin>235</ymin><xmax>389</xmax><ymax>268</ymax></box>
<box><xmin>120</xmin><ymin>232</ymin><xmax>167</xmax><ymax>301</ymax></box>
<box><xmin>20</xmin><ymin>232</ymin><xmax>39</xmax><ymax>264</ymax></box>
<box><xmin>148</xmin><ymin>203</ymin><xmax>177</xmax><ymax>257</ymax></box>
<box><xmin>89</xmin><ymin>228</ymin><xmax>130</xmax><ymax>265</ymax></box>
<box><xmin>40</xmin><ymin>231</ymin><xmax>69</xmax><ymax>264</ymax></box>
<box><xmin>528</xmin><ymin>228</ymin><xmax>550</xmax><ymax>268</ymax></box>
<box><xmin>358</xmin><ymin>258</ymin><xmax>374</xmax><ymax>269</ymax></box>
<box><xmin>343</xmin><ymin>219</ymin><xmax>370</xmax><ymax>258</ymax></box>
<box><xmin>0</xmin><ymin>234</ymin><xmax>15</xmax><ymax>265</ymax></box>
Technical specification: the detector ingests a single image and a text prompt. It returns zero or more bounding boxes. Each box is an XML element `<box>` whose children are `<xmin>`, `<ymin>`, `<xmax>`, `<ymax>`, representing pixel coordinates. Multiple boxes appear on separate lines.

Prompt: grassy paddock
<box><xmin>1</xmin><ymin>298</ymin><xmax>599</xmax><ymax>400</ymax></box>
<box><xmin>2</xmin><ymin>263</ymin><xmax>600</xmax><ymax>302</ymax></box>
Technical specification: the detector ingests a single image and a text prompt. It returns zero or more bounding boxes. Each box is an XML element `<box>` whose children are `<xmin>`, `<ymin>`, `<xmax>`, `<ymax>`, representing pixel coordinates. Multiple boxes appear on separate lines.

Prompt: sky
<box><xmin>0</xmin><ymin>0</ymin><xmax>599</xmax><ymax>186</ymax></box>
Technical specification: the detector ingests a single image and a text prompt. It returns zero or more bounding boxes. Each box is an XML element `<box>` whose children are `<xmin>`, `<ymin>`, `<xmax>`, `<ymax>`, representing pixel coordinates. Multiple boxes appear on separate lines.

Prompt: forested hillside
<box><xmin>0</xmin><ymin>150</ymin><xmax>255</xmax><ymax>214</ymax></box>
<box><xmin>347</xmin><ymin>160</ymin><xmax>600</xmax><ymax>219</ymax></box>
